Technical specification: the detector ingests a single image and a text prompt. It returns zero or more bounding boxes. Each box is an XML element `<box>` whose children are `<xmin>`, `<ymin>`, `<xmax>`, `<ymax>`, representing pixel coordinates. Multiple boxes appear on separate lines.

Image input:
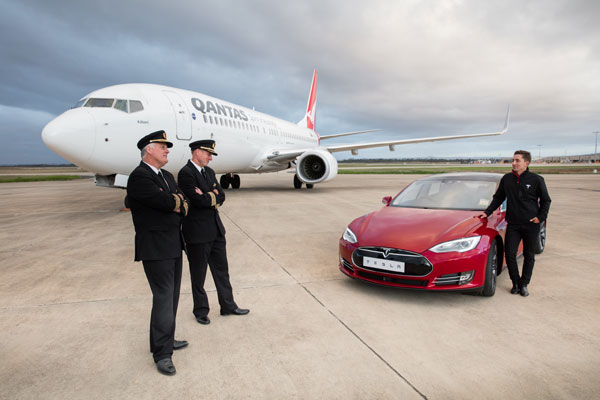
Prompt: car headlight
<box><xmin>429</xmin><ymin>236</ymin><xmax>481</xmax><ymax>253</ymax></box>
<box><xmin>342</xmin><ymin>227</ymin><xmax>358</xmax><ymax>244</ymax></box>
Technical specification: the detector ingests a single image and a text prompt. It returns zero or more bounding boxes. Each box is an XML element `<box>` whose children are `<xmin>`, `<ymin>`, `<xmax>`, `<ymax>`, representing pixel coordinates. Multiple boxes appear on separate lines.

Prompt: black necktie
<box><xmin>201</xmin><ymin>168</ymin><xmax>207</xmax><ymax>180</ymax></box>
<box><xmin>158</xmin><ymin>170</ymin><xmax>170</xmax><ymax>191</ymax></box>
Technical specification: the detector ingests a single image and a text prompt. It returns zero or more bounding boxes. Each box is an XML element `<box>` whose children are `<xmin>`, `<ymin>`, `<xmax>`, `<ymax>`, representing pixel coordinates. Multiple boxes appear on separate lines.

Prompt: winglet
<box><xmin>502</xmin><ymin>105</ymin><xmax>510</xmax><ymax>133</ymax></box>
<box><xmin>298</xmin><ymin>69</ymin><xmax>318</xmax><ymax>131</ymax></box>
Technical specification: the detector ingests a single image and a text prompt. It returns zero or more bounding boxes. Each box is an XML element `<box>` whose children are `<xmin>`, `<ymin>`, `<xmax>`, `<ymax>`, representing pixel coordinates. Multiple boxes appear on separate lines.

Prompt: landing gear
<box><xmin>220</xmin><ymin>174</ymin><xmax>230</xmax><ymax>189</ymax></box>
<box><xmin>294</xmin><ymin>174</ymin><xmax>314</xmax><ymax>189</ymax></box>
<box><xmin>294</xmin><ymin>174</ymin><xmax>302</xmax><ymax>189</ymax></box>
<box><xmin>231</xmin><ymin>174</ymin><xmax>240</xmax><ymax>189</ymax></box>
<box><xmin>220</xmin><ymin>173</ymin><xmax>241</xmax><ymax>189</ymax></box>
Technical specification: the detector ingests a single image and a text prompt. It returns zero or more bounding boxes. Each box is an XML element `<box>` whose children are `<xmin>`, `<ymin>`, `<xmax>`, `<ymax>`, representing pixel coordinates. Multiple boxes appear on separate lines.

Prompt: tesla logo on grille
<box><xmin>383</xmin><ymin>249</ymin><xmax>391</xmax><ymax>258</ymax></box>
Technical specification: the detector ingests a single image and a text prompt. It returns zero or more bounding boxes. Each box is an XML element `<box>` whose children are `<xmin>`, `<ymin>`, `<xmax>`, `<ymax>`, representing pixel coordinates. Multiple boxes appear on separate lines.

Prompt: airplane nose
<box><xmin>42</xmin><ymin>109</ymin><xmax>95</xmax><ymax>166</ymax></box>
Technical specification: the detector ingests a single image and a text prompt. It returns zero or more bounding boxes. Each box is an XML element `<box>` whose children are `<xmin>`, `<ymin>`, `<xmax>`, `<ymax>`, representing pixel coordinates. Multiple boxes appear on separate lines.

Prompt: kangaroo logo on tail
<box><xmin>300</xmin><ymin>69</ymin><xmax>318</xmax><ymax>131</ymax></box>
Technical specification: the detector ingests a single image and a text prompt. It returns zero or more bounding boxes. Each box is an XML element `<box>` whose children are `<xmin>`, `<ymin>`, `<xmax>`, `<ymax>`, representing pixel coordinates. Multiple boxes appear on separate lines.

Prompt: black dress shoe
<box><xmin>196</xmin><ymin>316</ymin><xmax>211</xmax><ymax>325</ymax></box>
<box><xmin>173</xmin><ymin>340</ymin><xmax>188</xmax><ymax>350</ymax></box>
<box><xmin>156</xmin><ymin>358</ymin><xmax>176</xmax><ymax>376</ymax></box>
<box><xmin>520</xmin><ymin>285</ymin><xmax>529</xmax><ymax>297</ymax></box>
<box><xmin>510</xmin><ymin>283</ymin><xmax>520</xmax><ymax>294</ymax></box>
<box><xmin>220</xmin><ymin>307</ymin><xmax>250</xmax><ymax>316</ymax></box>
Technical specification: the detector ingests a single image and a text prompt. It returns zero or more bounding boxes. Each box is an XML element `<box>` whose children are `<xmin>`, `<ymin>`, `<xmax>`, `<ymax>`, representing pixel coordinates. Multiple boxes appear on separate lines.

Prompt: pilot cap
<box><xmin>137</xmin><ymin>130</ymin><xmax>173</xmax><ymax>149</ymax></box>
<box><xmin>190</xmin><ymin>139</ymin><xmax>218</xmax><ymax>156</ymax></box>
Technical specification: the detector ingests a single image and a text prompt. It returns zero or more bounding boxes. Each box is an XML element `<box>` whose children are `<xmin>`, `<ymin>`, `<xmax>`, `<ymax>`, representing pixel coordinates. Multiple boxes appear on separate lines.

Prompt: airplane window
<box><xmin>114</xmin><ymin>99</ymin><xmax>128</xmax><ymax>113</ymax></box>
<box><xmin>72</xmin><ymin>98</ymin><xmax>87</xmax><ymax>108</ymax></box>
<box><xmin>129</xmin><ymin>100</ymin><xmax>144</xmax><ymax>113</ymax></box>
<box><xmin>85</xmin><ymin>98</ymin><xmax>114</xmax><ymax>108</ymax></box>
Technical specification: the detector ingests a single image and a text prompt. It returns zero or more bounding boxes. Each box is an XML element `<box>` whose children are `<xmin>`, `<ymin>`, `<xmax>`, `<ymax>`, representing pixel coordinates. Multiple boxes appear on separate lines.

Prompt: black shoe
<box><xmin>510</xmin><ymin>283</ymin><xmax>520</xmax><ymax>294</ymax></box>
<box><xmin>156</xmin><ymin>358</ymin><xmax>176</xmax><ymax>376</ymax></box>
<box><xmin>173</xmin><ymin>340</ymin><xmax>188</xmax><ymax>350</ymax></box>
<box><xmin>520</xmin><ymin>285</ymin><xmax>529</xmax><ymax>297</ymax></box>
<box><xmin>220</xmin><ymin>307</ymin><xmax>250</xmax><ymax>316</ymax></box>
<box><xmin>196</xmin><ymin>316</ymin><xmax>211</xmax><ymax>325</ymax></box>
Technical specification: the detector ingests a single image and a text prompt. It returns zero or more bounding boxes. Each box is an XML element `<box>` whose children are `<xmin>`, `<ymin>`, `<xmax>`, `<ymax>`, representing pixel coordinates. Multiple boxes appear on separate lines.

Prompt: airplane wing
<box><xmin>325</xmin><ymin>106</ymin><xmax>510</xmax><ymax>154</ymax></box>
<box><xmin>266</xmin><ymin>106</ymin><xmax>509</xmax><ymax>162</ymax></box>
<box><xmin>319</xmin><ymin>129</ymin><xmax>379</xmax><ymax>140</ymax></box>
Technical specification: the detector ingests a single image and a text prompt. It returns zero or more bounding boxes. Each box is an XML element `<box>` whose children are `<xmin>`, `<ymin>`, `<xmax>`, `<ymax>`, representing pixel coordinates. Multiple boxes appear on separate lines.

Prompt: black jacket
<box><xmin>127</xmin><ymin>162</ymin><xmax>187</xmax><ymax>261</ymax></box>
<box><xmin>178</xmin><ymin>161</ymin><xmax>226</xmax><ymax>244</ymax></box>
<box><xmin>484</xmin><ymin>168</ymin><xmax>551</xmax><ymax>224</ymax></box>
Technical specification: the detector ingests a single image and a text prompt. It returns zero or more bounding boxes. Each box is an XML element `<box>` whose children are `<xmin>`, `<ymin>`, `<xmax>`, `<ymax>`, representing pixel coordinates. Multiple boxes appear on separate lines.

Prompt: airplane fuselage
<box><xmin>43</xmin><ymin>83</ymin><xmax>319</xmax><ymax>178</ymax></box>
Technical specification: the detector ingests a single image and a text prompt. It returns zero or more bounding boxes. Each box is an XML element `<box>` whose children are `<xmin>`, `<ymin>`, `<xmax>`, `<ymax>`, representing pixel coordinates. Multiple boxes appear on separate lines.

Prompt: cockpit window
<box><xmin>85</xmin><ymin>98</ymin><xmax>114</xmax><ymax>108</ymax></box>
<box><xmin>129</xmin><ymin>100</ymin><xmax>144</xmax><ymax>113</ymax></box>
<box><xmin>72</xmin><ymin>98</ymin><xmax>87</xmax><ymax>108</ymax></box>
<box><xmin>114</xmin><ymin>99</ymin><xmax>128</xmax><ymax>113</ymax></box>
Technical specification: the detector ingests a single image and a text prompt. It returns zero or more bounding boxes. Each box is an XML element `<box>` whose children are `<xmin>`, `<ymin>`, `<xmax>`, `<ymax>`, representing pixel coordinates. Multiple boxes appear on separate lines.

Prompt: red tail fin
<box><xmin>300</xmin><ymin>69</ymin><xmax>317</xmax><ymax>130</ymax></box>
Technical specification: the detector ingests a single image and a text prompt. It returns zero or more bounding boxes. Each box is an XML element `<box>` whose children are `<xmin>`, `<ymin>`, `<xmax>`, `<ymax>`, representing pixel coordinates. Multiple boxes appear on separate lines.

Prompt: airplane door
<box><xmin>163</xmin><ymin>91</ymin><xmax>192</xmax><ymax>140</ymax></box>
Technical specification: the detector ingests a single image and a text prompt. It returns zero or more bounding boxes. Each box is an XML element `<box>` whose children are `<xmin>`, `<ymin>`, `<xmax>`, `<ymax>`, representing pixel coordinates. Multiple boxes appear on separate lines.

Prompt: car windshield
<box><xmin>391</xmin><ymin>178</ymin><xmax>498</xmax><ymax>210</ymax></box>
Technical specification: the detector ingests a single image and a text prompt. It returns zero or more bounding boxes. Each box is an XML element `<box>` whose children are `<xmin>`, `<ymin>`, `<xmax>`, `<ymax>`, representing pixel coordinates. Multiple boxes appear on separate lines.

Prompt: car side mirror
<box><xmin>382</xmin><ymin>196</ymin><xmax>392</xmax><ymax>206</ymax></box>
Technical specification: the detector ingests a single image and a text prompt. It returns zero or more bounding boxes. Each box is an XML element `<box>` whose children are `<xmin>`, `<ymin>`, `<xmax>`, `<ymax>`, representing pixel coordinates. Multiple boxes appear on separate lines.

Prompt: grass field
<box><xmin>0</xmin><ymin>175</ymin><xmax>89</xmax><ymax>183</ymax></box>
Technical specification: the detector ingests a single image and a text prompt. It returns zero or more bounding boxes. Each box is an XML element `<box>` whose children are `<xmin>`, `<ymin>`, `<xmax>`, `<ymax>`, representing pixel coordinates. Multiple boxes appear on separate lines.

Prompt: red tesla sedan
<box><xmin>339</xmin><ymin>172</ymin><xmax>546</xmax><ymax>296</ymax></box>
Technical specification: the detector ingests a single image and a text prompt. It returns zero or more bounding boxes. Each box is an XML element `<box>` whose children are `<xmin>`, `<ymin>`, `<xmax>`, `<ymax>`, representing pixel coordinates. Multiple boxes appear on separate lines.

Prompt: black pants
<box><xmin>505</xmin><ymin>223</ymin><xmax>540</xmax><ymax>286</ymax></box>
<box><xmin>142</xmin><ymin>256</ymin><xmax>182</xmax><ymax>362</ymax></box>
<box><xmin>187</xmin><ymin>235</ymin><xmax>237</xmax><ymax>318</ymax></box>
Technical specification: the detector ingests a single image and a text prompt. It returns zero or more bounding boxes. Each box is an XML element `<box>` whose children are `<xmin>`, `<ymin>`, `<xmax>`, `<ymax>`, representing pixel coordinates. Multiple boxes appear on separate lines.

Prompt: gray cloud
<box><xmin>1</xmin><ymin>0</ymin><xmax>598</xmax><ymax>164</ymax></box>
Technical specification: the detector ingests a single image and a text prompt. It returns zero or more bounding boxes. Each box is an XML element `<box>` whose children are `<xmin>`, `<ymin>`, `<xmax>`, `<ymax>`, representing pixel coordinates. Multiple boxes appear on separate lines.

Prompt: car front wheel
<box><xmin>480</xmin><ymin>240</ymin><xmax>497</xmax><ymax>297</ymax></box>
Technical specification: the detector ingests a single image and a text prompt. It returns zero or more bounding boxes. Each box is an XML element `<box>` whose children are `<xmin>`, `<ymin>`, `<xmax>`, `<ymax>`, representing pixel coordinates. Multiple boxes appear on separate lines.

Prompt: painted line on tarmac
<box><xmin>221</xmin><ymin>211</ymin><xmax>429</xmax><ymax>400</ymax></box>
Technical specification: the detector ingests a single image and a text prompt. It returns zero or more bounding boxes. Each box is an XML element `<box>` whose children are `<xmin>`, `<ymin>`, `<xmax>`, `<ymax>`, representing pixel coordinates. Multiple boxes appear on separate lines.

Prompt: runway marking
<box><xmin>220</xmin><ymin>211</ymin><xmax>429</xmax><ymax>400</ymax></box>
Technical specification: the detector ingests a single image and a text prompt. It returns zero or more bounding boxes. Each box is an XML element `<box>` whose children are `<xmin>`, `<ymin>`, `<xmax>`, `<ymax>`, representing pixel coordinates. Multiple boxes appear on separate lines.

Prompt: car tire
<box><xmin>534</xmin><ymin>220</ymin><xmax>546</xmax><ymax>254</ymax></box>
<box><xmin>481</xmin><ymin>240</ymin><xmax>497</xmax><ymax>297</ymax></box>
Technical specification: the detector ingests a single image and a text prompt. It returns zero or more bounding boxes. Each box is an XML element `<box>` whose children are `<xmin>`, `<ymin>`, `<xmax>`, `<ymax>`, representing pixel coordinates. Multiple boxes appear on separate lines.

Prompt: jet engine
<box><xmin>296</xmin><ymin>149</ymin><xmax>338</xmax><ymax>184</ymax></box>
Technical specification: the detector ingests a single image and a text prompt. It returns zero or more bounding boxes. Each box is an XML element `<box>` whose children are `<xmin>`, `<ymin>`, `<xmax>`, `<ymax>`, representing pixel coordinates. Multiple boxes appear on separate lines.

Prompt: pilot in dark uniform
<box><xmin>177</xmin><ymin>139</ymin><xmax>249</xmax><ymax>325</ymax></box>
<box><xmin>126</xmin><ymin>130</ymin><xmax>189</xmax><ymax>376</ymax></box>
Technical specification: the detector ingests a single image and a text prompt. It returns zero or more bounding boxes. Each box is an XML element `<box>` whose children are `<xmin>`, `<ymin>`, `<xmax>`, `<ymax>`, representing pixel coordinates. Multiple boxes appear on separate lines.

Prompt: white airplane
<box><xmin>42</xmin><ymin>70</ymin><xmax>509</xmax><ymax>189</ymax></box>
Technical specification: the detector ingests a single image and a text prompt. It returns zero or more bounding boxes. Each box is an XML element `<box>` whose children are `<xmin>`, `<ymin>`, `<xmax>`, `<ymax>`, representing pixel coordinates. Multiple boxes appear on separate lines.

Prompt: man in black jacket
<box><xmin>478</xmin><ymin>150</ymin><xmax>551</xmax><ymax>296</ymax></box>
<box><xmin>126</xmin><ymin>130</ymin><xmax>189</xmax><ymax>376</ymax></box>
<box><xmin>178</xmin><ymin>139</ymin><xmax>249</xmax><ymax>325</ymax></box>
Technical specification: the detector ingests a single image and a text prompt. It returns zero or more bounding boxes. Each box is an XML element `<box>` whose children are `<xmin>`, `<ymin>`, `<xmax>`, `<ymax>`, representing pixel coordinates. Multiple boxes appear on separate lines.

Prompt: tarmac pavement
<box><xmin>0</xmin><ymin>173</ymin><xmax>599</xmax><ymax>399</ymax></box>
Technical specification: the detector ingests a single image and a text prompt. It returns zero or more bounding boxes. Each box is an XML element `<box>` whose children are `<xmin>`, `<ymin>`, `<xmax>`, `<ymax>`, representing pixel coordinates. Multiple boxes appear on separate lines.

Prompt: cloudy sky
<box><xmin>1</xmin><ymin>0</ymin><xmax>599</xmax><ymax>164</ymax></box>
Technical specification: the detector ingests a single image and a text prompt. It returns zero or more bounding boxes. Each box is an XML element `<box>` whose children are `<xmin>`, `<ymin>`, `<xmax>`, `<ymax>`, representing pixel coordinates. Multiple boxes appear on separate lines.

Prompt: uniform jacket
<box><xmin>127</xmin><ymin>162</ymin><xmax>187</xmax><ymax>261</ymax></box>
<box><xmin>484</xmin><ymin>168</ymin><xmax>551</xmax><ymax>224</ymax></box>
<box><xmin>178</xmin><ymin>160</ymin><xmax>226</xmax><ymax>244</ymax></box>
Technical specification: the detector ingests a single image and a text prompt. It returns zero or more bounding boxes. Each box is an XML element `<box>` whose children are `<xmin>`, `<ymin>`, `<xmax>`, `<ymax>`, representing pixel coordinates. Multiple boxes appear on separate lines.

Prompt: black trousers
<box><xmin>187</xmin><ymin>235</ymin><xmax>237</xmax><ymax>318</ymax></box>
<box><xmin>142</xmin><ymin>256</ymin><xmax>182</xmax><ymax>362</ymax></box>
<box><xmin>505</xmin><ymin>223</ymin><xmax>540</xmax><ymax>286</ymax></box>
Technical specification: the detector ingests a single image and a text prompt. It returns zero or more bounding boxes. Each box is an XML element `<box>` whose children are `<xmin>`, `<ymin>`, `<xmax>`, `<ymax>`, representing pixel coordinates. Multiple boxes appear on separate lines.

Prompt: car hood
<box><xmin>353</xmin><ymin>206</ymin><xmax>482</xmax><ymax>253</ymax></box>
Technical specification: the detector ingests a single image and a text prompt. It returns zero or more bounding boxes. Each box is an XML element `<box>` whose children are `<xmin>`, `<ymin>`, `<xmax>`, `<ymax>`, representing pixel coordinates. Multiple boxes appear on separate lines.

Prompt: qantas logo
<box><xmin>191</xmin><ymin>98</ymin><xmax>249</xmax><ymax>121</ymax></box>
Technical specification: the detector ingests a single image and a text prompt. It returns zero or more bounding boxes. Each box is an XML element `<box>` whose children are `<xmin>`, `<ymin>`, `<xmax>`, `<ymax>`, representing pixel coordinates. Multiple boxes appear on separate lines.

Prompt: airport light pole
<box><xmin>593</xmin><ymin>131</ymin><xmax>599</xmax><ymax>163</ymax></box>
<box><xmin>537</xmin><ymin>144</ymin><xmax>542</xmax><ymax>161</ymax></box>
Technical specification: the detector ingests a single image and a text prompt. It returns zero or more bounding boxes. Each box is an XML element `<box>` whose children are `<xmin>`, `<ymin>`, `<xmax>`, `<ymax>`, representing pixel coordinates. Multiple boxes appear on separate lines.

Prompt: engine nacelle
<box><xmin>296</xmin><ymin>149</ymin><xmax>338</xmax><ymax>184</ymax></box>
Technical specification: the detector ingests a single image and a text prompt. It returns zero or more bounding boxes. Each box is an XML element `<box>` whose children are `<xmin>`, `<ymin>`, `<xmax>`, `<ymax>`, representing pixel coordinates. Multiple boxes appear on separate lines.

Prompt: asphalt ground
<box><xmin>1</xmin><ymin>173</ymin><xmax>599</xmax><ymax>399</ymax></box>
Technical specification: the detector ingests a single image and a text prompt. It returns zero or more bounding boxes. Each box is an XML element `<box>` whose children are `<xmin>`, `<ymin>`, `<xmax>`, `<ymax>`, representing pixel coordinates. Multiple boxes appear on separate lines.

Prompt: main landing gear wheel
<box><xmin>220</xmin><ymin>174</ymin><xmax>230</xmax><ymax>189</ymax></box>
<box><xmin>480</xmin><ymin>240</ymin><xmax>497</xmax><ymax>297</ymax></box>
<box><xmin>294</xmin><ymin>174</ymin><xmax>302</xmax><ymax>189</ymax></box>
<box><xmin>231</xmin><ymin>174</ymin><xmax>240</xmax><ymax>189</ymax></box>
<box><xmin>220</xmin><ymin>174</ymin><xmax>241</xmax><ymax>189</ymax></box>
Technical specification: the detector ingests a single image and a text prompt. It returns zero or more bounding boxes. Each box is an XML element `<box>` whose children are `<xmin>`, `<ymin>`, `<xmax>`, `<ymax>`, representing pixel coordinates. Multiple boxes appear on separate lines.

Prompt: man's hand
<box><xmin>475</xmin><ymin>212</ymin><xmax>488</xmax><ymax>219</ymax></box>
<box><xmin>213</xmin><ymin>189</ymin><xmax>219</xmax><ymax>195</ymax></box>
<box><xmin>530</xmin><ymin>217</ymin><xmax>541</xmax><ymax>223</ymax></box>
<box><xmin>195</xmin><ymin>187</ymin><xmax>203</xmax><ymax>195</ymax></box>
